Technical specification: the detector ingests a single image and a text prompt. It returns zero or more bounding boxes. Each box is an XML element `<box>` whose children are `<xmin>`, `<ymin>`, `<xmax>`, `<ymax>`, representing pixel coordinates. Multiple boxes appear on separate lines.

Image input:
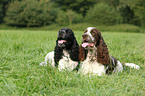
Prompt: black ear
<box><xmin>69</xmin><ymin>38</ymin><xmax>79</xmax><ymax>61</ymax></box>
<box><xmin>54</xmin><ymin>40</ymin><xmax>63</xmax><ymax>67</ymax></box>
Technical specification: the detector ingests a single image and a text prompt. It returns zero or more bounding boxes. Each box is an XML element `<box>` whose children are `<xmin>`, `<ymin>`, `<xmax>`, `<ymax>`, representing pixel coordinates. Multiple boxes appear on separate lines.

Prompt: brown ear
<box><xmin>79</xmin><ymin>45</ymin><xmax>88</xmax><ymax>61</ymax></box>
<box><xmin>95</xmin><ymin>31</ymin><xmax>110</xmax><ymax>65</ymax></box>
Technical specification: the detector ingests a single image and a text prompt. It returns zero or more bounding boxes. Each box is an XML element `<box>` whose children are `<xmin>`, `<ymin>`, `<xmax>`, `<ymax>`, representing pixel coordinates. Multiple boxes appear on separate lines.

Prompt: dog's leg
<box><xmin>114</xmin><ymin>60</ymin><xmax>123</xmax><ymax>73</ymax></box>
<box><xmin>125</xmin><ymin>63</ymin><xmax>140</xmax><ymax>70</ymax></box>
<box><xmin>40</xmin><ymin>51</ymin><xmax>55</xmax><ymax>67</ymax></box>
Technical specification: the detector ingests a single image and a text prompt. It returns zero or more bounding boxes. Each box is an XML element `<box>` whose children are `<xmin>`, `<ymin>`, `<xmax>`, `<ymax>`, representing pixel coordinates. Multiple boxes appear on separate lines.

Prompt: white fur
<box><xmin>125</xmin><ymin>63</ymin><xmax>140</xmax><ymax>70</ymax></box>
<box><xmin>113</xmin><ymin>60</ymin><xmax>123</xmax><ymax>73</ymax></box>
<box><xmin>40</xmin><ymin>50</ymin><xmax>78</xmax><ymax>71</ymax></box>
<box><xmin>79</xmin><ymin>47</ymin><xmax>106</xmax><ymax>76</ymax></box>
<box><xmin>79</xmin><ymin>59</ymin><xmax>106</xmax><ymax>76</ymax></box>
<box><xmin>86</xmin><ymin>27</ymin><xmax>96</xmax><ymax>41</ymax></box>
<box><xmin>79</xmin><ymin>50</ymin><xmax>124</xmax><ymax>76</ymax></box>
<box><xmin>40</xmin><ymin>51</ymin><xmax>55</xmax><ymax>67</ymax></box>
<box><xmin>58</xmin><ymin>50</ymin><xmax>78</xmax><ymax>71</ymax></box>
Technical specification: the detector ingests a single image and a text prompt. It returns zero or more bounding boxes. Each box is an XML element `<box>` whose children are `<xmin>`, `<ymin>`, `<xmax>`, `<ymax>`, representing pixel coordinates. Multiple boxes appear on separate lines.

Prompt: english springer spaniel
<box><xmin>40</xmin><ymin>28</ymin><xmax>80</xmax><ymax>71</ymax></box>
<box><xmin>79</xmin><ymin>27</ymin><xmax>140</xmax><ymax>76</ymax></box>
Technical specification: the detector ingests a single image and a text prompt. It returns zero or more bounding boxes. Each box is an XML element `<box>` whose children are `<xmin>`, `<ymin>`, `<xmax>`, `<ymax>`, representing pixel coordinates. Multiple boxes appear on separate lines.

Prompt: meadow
<box><xmin>0</xmin><ymin>29</ymin><xmax>145</xmax><ymax>96</ymax></box>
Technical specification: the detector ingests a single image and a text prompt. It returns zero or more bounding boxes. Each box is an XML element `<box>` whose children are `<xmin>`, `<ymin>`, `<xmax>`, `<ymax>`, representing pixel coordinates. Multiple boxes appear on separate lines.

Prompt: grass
<box><xmin>0</xmin><ymin>23</ymin><xmax>144</xmax><ymax>33</ymax></box>
<box><xmin>0</xmin><ymin>29</ymin><xmax>145</xmax><ymax>96</ymax></box>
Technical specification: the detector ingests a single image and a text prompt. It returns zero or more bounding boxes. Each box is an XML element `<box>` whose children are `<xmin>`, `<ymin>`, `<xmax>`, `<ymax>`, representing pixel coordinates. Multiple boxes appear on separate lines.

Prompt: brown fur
<box><xmin>79</xmin><ymin>28</ymin><xmax>110</xmax><ymax>65</ymax></box>
<box><xmin>91</xmin><ymin>29</ymin><xmax>110</xmax><ymax>65</ymax></box>
<box><xmin>96</xmin><ymin>38</ymin><xmax>110</xmax><ymax>65</ymax></box>
<box><xmin>79</xmin><ymin>45</ymin><xmax>88</xmax><ymax>61</ymax></box>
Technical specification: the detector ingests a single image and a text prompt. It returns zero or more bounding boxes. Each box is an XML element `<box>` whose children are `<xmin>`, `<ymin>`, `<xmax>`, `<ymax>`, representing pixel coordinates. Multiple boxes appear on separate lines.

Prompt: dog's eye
<box><xmin>84</xmin><ymin>30</ymin><xmax>87</xmax><ymax>33</ymax></box>
<box><xmin>66</xmin><ymin>30</ymin><xmax>71</xmax><ymax>34</ymax></box>
<box><xmin>91</xmin><ymin>30</ymin><xmax>96</xmax><ymax>35</ymax></box>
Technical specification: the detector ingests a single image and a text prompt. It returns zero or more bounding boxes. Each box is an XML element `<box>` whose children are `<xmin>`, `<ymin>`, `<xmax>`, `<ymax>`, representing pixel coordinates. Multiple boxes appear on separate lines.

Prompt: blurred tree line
<box><xmin>0</xmin><ymin>0</ymin><xmax>145</xmax><ymax>27</ymax></box>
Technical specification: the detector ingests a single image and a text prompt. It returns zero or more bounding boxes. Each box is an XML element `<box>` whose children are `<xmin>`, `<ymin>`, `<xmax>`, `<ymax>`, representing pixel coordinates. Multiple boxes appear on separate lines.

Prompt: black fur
<box><xmin>54</xmin><ymin>28</ymin><xmax>80</xmax><ymax>69</ymax></box>
<box><xmin>105</xmin><ymin>56</ymin><xmax>118</xmax><ymax>74</ymax></box>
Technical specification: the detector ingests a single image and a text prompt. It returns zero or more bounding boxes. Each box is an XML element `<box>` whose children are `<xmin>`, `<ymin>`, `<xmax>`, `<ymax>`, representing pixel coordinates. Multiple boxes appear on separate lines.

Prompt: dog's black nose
<box><xmin>60</xmin><ymin>30</ymin><xmax>65</xmax><ymax>33</ymax></box>
<box><xmin>59</xmin><ymin>30</ymin><xmax>65</xmax><ymax>35</ymax></box>
<box><xmin>58</xmin><ymin>30</ymin><xmax>65</xmax><ymax>38</ymax></box>
<box><xmin>60</xmin><ymin>30</ymin><xmax>64</xmax><ymax>33</ymax></box>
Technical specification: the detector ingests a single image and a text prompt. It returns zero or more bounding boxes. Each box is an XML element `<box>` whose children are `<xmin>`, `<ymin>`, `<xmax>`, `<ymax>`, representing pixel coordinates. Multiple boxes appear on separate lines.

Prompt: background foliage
<box><xmin>56</xmin><ymin>10</ymin><xmax>83</xmax><ymax>26</ymax></box>
<box><xmin>85</xmin><ymin>3</ymin><xmax>120</xmax><ymax>26</ymax></box>
<box><xmin>4</xmin><ymin>0</ymin><xmax>57</xmax><ymax>27</ymax></box>
<box><xmin>0</xmin><ymin>0</ymin><xmax>145</xmax><ymax>29</ymax></box>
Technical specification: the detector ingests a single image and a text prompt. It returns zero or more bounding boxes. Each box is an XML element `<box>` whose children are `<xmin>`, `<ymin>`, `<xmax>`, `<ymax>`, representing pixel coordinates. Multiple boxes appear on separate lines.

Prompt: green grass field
<box><xmin>0</xmin><ymin>30</ymin><xmax>145</xmax><ymax>96</ymax></box>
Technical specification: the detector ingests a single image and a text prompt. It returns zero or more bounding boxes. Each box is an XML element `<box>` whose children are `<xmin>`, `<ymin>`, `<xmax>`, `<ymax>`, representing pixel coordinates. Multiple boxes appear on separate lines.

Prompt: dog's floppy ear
<box><xmin>93</xmin><ymin>29</ymin><xmax>110</xmax><ymax>65</ymax></box>
<box><xmin>54</xmin><ymin>40</ymin><xmax>63</xmax><ymax>67</ymax></box>
<box><xmin>69</xmin><ymin>37</ymin><xmax>79</xmax><ymax>61</ymax></box>
<box><xmin>79</xmin><ymin>45</ymin><xmax>88</xmax><ymax>61</ymax></box>
<box><xmin>97</xmin><ymin>38</ymin><xmax>110</xmax><ymax>65</ymax></box>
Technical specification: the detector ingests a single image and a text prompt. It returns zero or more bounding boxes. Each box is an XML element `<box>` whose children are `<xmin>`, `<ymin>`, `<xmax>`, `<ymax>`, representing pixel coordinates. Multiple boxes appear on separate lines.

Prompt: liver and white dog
<box><xmin>79</xmin><ymin>27</ymin><xmax>140</xmax><ymax>76</ymax></box>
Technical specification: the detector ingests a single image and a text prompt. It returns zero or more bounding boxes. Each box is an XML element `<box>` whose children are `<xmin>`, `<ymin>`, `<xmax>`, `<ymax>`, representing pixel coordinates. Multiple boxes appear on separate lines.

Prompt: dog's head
<box><xmin>80</xmin><ymin>27</ymin><xmax>110</xmax><ymax>65</ymax></box>
<box><xmin>81</xmin><ymin>27</ymin><xmax>101</xmax><ymax>50</ymax></box>
<box><xmin>55</xmin><ymin>28</ymin><xmax>79</xmax><ymax>66</ymax></box>
<box><xmin>57</xmin><ymin>28</ymin><xmax>75</xmax><ymax>48</ymax></box>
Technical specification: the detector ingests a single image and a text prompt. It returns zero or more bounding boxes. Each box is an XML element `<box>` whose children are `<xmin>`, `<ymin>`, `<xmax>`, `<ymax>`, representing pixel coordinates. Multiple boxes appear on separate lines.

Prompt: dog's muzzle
<box><xmin>58</xmin><ymin>40</ymin><xmax>66</xmax><ymax>47</ymax></box>
<box><xmin>58</xmin><ymin>30</ymin><xmax>66</xmax><ymax>38</ymax></box>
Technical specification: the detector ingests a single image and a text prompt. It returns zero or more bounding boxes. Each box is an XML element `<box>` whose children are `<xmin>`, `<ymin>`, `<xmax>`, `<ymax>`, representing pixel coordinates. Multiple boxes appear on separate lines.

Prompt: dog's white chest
<box><xmin>79</xmin><ymin>51</ymin><xmax>106</xmax><ymax>76</ymax></box>
<box><xmin>58</xmin><ymin>50</ymin><xmax>78</xmax><ymax>71</ymax></box>
<box><xmin>79</xmin><ymin>60</ymin><xmax>106</xmax><ymax>76</ymax></box>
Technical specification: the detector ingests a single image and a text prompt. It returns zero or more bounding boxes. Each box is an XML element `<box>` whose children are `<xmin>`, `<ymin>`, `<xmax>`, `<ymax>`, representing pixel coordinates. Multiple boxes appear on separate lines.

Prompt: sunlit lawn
<box><xmin>0</xmin><ymin>30</ymin><xmax>145</xmax><ymax>95</ymax></box>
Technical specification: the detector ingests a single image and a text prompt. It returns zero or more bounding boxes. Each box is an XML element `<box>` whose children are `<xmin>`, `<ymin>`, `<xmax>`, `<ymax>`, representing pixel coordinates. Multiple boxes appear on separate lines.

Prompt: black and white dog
<box><xmin>40</xmin><ymin>28</ymin><xmax>80</xmax><ymax>71</ymax></box>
